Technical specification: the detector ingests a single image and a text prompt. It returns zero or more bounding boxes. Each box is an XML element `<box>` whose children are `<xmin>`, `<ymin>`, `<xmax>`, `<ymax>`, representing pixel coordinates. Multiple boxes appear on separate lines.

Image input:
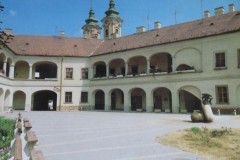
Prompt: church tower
<box><xmin>101</xmin><ymin>0</ymin><xmax>123</xmax><ymax>39</ymax></box>
<box><xmin>82</xmin><ymin>4</ymin><xmax>101</xmax><ymax>39</ymax></box>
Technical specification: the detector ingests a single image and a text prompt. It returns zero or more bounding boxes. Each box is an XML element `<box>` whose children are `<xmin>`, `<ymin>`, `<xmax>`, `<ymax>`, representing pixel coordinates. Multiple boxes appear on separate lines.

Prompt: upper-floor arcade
<box><xmin>90</xmin><ymin>47</ymin><xmax>203</xmax><ymax>79</ymax></box>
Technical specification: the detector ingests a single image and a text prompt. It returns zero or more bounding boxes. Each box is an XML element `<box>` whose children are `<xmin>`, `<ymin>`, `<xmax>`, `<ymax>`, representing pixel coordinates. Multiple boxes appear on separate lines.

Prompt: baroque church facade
<box><xmin>0</xmin><ymin>1</ymin><xmax>240</xmax><ymax>114</ymax></box>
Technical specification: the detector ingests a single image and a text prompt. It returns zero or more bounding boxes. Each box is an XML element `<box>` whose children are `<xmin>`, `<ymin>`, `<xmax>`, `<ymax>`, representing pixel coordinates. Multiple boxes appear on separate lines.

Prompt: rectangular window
<box><xmin>65</xmin><ymin>92</ymin><xmax>72</xmax><ymax>103</ymax></box>
<box><xmin>216</xmin><ymin>86</ymin><xmax>229</xmax><ymax>104</ymax></box>
<box><xmin>81</xmin><ymin>92</ymin><xmax>88</xmax><ymax>103</ymax></box>
<box><xmin>81</xmin><ymin>68</ymin><xmax>88</xmax><ymax>79</ymax></box>
<box><xmin>215</xmin><ymin>52</ymin><xmax>226</xmax><ymax>68</ymax></box>
<box><xmin>238</xmin><ymin>49</ymin><xmax>240</xmax><ymax>68</ymax></box>
<box><xmin>66</xmin><ymin>68</ymin><xmax>73</xmax><ymax>79</ymax></box>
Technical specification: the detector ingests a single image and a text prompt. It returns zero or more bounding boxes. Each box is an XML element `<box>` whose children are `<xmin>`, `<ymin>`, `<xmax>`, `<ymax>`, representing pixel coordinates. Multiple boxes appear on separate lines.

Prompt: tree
<box><xmin>0</xmin><ymin>2</ymin><xmax>13</xmax><ymax>44</ymax></box>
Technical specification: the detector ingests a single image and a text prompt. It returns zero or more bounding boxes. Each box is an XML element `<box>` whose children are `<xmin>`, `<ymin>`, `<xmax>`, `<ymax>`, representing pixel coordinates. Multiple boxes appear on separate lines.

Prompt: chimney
<box><xmin>136</xmin><ymin>26</ymin><xmax>146</xmax><ymax>33</ymax></box>
<box><xmin>4</xmin><ymin>28</ymin><xmax>13</xmax><ymax>35</ymax></box>
<box><xmin>60</xmin><ymin>31</ymin><xmax>65</xmax><ymax>37</ymax></box>
<box><xmin>215</xmin><ymin>7</ymin><xmax>225</xmax><ymax>16</ymax></box>
<box><xmin>229</xmin><ymin>4</ymin><xmax>235</xmax><ymax>13</ymax></box>
<box><xmin>204</xmin><ymin>11</ymin><xmax>210</xmax><ymax>18</ymax></box>
<box><xmin>154</xmin><ymin>22</ymin><xmax>161</xmax><ymax>29</ymax></box>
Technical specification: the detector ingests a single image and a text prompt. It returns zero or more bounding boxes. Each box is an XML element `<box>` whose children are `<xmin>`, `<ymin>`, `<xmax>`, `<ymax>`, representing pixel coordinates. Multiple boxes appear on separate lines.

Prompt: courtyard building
<box><xmin>0</xmin><ymin>1</ymin><xmax>240</xmax><ymax>114</ymax></box>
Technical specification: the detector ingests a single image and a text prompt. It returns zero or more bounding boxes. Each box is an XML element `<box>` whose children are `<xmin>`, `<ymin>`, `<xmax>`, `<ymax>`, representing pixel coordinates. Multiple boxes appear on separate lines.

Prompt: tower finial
<box><xmin>91</xmin><ymin>0</ymin><xmax>93</xmax><ymax>8</ymax></box>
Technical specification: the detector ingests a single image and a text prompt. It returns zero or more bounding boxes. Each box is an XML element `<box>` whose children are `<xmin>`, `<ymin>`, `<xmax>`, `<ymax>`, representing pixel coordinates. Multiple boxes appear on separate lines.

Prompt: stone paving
<box><xmin>3</xmin><ymin>111</ymin><xmax>240</xmax><ymax>160</ymax></box>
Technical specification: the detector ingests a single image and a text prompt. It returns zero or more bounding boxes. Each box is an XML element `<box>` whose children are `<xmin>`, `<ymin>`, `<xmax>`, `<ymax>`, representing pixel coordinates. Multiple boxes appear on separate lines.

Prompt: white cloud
<box><xmin>9</xmin><ymin>10</ymin><xmax>17</xmax><ymax>16</ymax></box>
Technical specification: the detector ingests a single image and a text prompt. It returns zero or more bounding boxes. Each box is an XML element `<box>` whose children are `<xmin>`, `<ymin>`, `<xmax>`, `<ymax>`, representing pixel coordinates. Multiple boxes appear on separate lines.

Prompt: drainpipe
<box><xmin>59</xmin><ymin>57</ymin><xmax>63</xmax><ymax>111</ymax></box>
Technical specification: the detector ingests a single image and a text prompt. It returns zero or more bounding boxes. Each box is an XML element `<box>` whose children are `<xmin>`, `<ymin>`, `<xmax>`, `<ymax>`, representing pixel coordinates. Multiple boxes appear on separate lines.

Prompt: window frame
<box><xmin>214</xmin><ymin>51</ymin><xmax>227</xmax><ymax>69</ymax></box>
<box><xmin>65</xmin><ymin>92</ymin><xmax>73</xmax><ymax>103</ymax></box>
<box><xmin>66</xmin><ymin>68</ymin><xmax>73</xmax><ymax>79</ymax></box>
<box><xmin>81</xmin><ymin>68</ymin><xmax>88</xmax><ymax>80</ymax></box>
<box><xmin>81</xmin><ymin>91</ymin><xmax>88</xmax><ymax>103</ymax></box>
<box><xmin>215</xmin><ymin>85</ymin><xmax>229</xmax><ymax>104</ymax></box>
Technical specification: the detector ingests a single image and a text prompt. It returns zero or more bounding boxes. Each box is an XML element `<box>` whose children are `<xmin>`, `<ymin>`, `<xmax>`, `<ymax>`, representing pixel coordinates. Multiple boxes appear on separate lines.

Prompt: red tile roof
<box><xmin>93</xmin><ymin>11</ymin><xmax>240</xmax><ymax>56</ymax></box>
<box><xmin>7</xmin><ymin>35</ymin><xmax>102</xmax><ymax>57</ymax></box>
<box><xmin>6</xmin><ymin>11</ymin><xmax>240</xmax><ymax>57</ymax></box>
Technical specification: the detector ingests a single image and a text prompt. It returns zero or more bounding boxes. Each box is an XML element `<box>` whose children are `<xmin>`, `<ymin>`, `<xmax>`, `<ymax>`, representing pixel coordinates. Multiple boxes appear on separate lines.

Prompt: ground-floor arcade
<box><xmin>0</xmin><ymin>80</ymin><xmax>240</xmax><ymax>114</ymax></box>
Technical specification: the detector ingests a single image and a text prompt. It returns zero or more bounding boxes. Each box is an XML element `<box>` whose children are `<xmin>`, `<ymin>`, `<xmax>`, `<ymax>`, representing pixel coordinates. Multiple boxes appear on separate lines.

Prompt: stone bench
<box><xmin>30</xmin><ymin>149</ymin><xmax>45</xmax><ymax>160</ymax></box>
<box><xmin>24</xmin><ymin>121</ymin><xmax>32</xmax><ymax>129</ymax></box>
<box><xmin>23</xmin><ymin>117</ymin><xmax>29</xmax><ymax>122</ymax></box>
<box><xmin>17</xmin><ymin>121</ymin><xmax>22</xmax><ymax>134</ymax></box>
<box><xmin>26</xmin><ymin>131</ymin><xmax>38</xmax><ymax>152</ymax></box>
<box><xmin>14</xmin><ymin>135</ymin><xmax>22</xmax><ymax>160</ymax></box>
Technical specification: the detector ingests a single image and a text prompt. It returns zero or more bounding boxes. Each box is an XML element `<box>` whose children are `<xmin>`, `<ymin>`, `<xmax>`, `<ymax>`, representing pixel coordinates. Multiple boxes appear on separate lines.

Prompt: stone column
<box><xmin>9</xmin><ymin>64</ymin><xmax>15</xmax><ymax>79</ymax></box>
<box><xmin>125</xmin><ymin>62</ymin><xmax>128</xmax><ymax>76</ymax></box>
<box><xmin>179</xmin><ymin>92</ymin><xmax>187</xmax><ymax>113</ymax></box>
<box><xmin>147</xmin><ymin>59</ymin><xmax>150</xmax><ymax>75</ymax></box>
<box><xmin>106</xmin><ymin>64</ymin><xmax>109</xmax><ymax>78</ymax></box>
<box><xmin>172</xmin><ymin>57</ymin><xmax>176</xmax><ymax>72</ymax></box>
<box><xmin>146</xmin><ymin>90</ymin><xmax>153</xmax><ymax>112</ymax></box>
<box><xmin>171</xmin><ymin>91</ymin><xmax>180</xmax><ymax>113</ymax></box>
<box><xmin>3</xmin><ymin>61</ymin><xmax>7</xmax><ymax>75</ymax></box>
<box><xmin>25</xmin><ymin>93</ymin><xmax>32</xmax><ymax>111</ymax></box>
<box><xmin>124</xmin><ymin>90</ymin><xmax>131</xmax><ymax>112</ymax></box>
<box><xmin>28</xmin><ymin>64</ymin><xmax>33</xmax><ymax>79</ymax></box>
<box><xmin>104</xmin><ymin>91</ymin><xmax>111</xmax><ymax>111</ymax></box>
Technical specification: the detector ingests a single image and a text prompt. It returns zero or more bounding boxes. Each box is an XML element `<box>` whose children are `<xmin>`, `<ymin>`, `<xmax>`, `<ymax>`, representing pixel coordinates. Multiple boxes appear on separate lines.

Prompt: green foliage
<box><xmin>0</xmin><ymin>117</ymin><xmax>16</xmax><ymax>149</ymax></box>
<box><xmin>187</xmin><ymin>127</ymin><xmax>232</xmax><ymax>148</ymax></box>
<box><xmin>190</xmin><ymin>127</ymin><xmax>201</xmax><ymax>134</ymax></box>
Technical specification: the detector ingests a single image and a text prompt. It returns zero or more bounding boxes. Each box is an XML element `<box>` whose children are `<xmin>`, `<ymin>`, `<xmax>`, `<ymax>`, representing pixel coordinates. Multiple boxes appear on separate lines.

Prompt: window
<box><xmin>216</xmin><ymin>86</ymin><xmax>229</xmax><ymax>104</ymax></box>
<box><xmin>81</xmin><ymin>68</ymin><xmax>88</xmax><ymax>79</ymax></box>
<box><xmin>215</xmin><ymin>52</ymin><xmax>226</xmax><ymax>68</ymax></box>
<box><xmin>105</xmin><ymin>29</ymin><xmax>109</xmax><ymax>37</ymax></box>
<box><xmin>65</xmin><ymin>92</ymin><xmax>72</xmax><ymax>103</ymax></box>
<box><xmin>81</xmin><ymin>92</ymin><xmax>88</xmax><ymax>103</ymax></box>
<box><xmin>238</xmin><ymin>49</ymin><xmax>240</xmax><ymax>68</ymax></box>
<box><xmin>66</xmin><ymin>68</ymin><xmax>73</xmax><ymax>79</ymax></box>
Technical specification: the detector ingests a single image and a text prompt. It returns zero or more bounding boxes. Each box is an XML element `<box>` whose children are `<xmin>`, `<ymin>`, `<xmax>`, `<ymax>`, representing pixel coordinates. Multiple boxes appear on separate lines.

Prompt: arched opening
<box><xmin>95</xmin><ymin>90</ymin><xmax>105</xmax><ymax>110</ymax></box>
<box><xmin>13</xmin><ymin>91</ymin><xmax>26</xmax><ymax>110</ymax></box>
<box><xmin>128</xmin><ymin>56</ymin><xmax>147</xmax><ymax>76</ymax></box>
<box><xmin>176</xmin><ymin>64</ymin><xmax>195</xmax><ymax>71</ymax></box>
<box><xmin>32</xmin><ymin>90</ymin><xmax>57</xmax><ymax>111</ymax></box>
<box><xmin>153</xmin><ymin>87</ymin><xmax>172</xmax><ymax>112</ymax></box>
<box><xmin>94</xmin><ymin>62</ymin><xmax>106</xmax><ymax>78</ymax></box>
<box><xmin>175</xmin><ymin>48</ymin><xmax>201</xmax><ymax>71</ymax></box>
<box><xmin>0</xmin><ymin>53</ymin><xmax>6</xmax><ymax>74</ymax></box>
<box><xmin>14</xmin><ymin>61</ymin><xmax>29</xmax><ymax>79</ymax></box>
<box><xmin>4</xmin><ymin>90</ymin><xmax>11</xmax><ymax>111</ymax></box>
<box><xmin>33</xmin><ymin>62</ymin><xmax>57</xmax><ymax>79</ymax></box>
<box><xmin>109</xmin><ymin>59</ymin><xmax>125</xmax><ymax>77</ymax></box>
<box><xmin>111</xmin><ymin>89</ymin><xmax>124</xmax><ymax>111</ymax></box>
<box><xmin>0</xmin><ymin>88</ymin><xmax>3</xmax><ymax>112</ymax></box>
<box><xmin>179</xmin><ymin>86</ymin><xmax>201</xmax><ymax>113</ymax></box>
<box><xmin>150</xmin><ymin>53</ymin><xmax>172</xmax><ymax>73</ymax></box>
<box><xmin>130</xmin><ymin>88</ymin><xmax>146</xmax><ymax>111</ymax></box>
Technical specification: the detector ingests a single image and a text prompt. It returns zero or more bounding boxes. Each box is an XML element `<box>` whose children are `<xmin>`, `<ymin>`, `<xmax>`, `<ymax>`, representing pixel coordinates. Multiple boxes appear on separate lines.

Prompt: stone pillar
<box><xmin>125</xmin><ymin>62</ymin><xmax>128</xmax><ymax>76</ymax></box>
<box><xmin>28</xmin><ymin>64</ymin><xmax>33</xmax><ymax>79</ymax></box>
<box><xmin>104</xmin><ymin>91</ymin><xmax>111</xmax><ymax>111</ymax></box>
<box><xmin>124</xmin><ymin>90</ymin><xmax>131</xmax><ymax>112</ymax></box>
<box><xmin>147</xmin><ymin>59</ymin><xmax>150</xmax><ymax>75</ymax></box>
<box><xmin>106</xmin><ymin>64</ymin><xmax>109</xmax><ymax>78</ymax></box>
<box><xmin>9</xmin><ymin>64</ymin><xmax>15</xmax><ymax>79</ymax></box>
<box><xmin>171</xmin><ymin>91</ymin><xmax>180</xmax><ymax>113</ymax></box>
<box><xmin>146</xmin><ymin>90</ymin><xmax>153</xmax><ymax>112</ymax></box>
<box><xmin>25</xmin><ymin>93</ymin><xmax>32</xmax><ymax>111</ymax></box>
<box><xmin>172</xmin><ymin>57</ymin><xmax>176</xmax><ymax>72</ymax></box>
<box><xmin>3</xmin><ymin>61</ymin><xmax>7</xmax><ymax>76</ymax></box>
<box><xmin>90</xmin><ymin>66</ymin><xmax>94</xmax><ymax>79</ymax></box>
<box><xmin>179</xmin><ymin>92</ymin><xmax>187</xmax><ymax>113</ymax></box>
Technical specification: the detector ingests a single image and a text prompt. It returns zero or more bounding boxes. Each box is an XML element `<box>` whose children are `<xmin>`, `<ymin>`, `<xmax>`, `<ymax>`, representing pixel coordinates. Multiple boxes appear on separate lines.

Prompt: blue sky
<box><xmin>1</xmin><ymin>0</ymin><xmax>240</xmax><ymax>38</ymax></box>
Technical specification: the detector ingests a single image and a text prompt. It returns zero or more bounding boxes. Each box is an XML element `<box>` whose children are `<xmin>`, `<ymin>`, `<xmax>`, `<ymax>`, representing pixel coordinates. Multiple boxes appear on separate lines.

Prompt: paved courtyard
<box><xmin>3</xmin><ymin>111</ymin><xmax>240</xmax><ymax>160</ymax></box>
